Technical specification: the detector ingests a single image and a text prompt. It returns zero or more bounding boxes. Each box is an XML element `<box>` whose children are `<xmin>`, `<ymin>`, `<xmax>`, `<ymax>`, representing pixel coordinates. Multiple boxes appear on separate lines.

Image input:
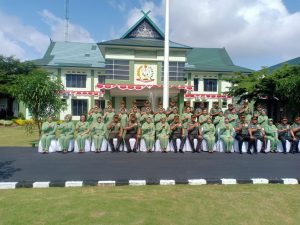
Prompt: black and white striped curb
<box><xmin>0</xmin><ymin>178</ymin><xmax>298</xmax><ymax>189</ymax></box>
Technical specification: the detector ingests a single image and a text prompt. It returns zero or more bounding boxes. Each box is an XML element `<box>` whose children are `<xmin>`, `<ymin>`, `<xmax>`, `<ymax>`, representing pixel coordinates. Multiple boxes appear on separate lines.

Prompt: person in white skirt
<box><xmin>57</xmin><ymin>114</ymin><xmax>74</xmax><ymax>153</ymax></box>
<box><xmin>40</xmin><ymin>116</ymin><xmax>57</xmax><ymax>153</ymax></box>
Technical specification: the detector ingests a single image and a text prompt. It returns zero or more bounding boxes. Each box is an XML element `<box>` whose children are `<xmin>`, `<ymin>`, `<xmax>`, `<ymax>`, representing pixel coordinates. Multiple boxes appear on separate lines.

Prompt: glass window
<box><xmin>72</xmin><ymin>99</ymin><xmax>88</xmax><ymax>116</ymax></box>
<box><xmin>66</xmin><ymin>74</ymin><xmax>86</xmax><ymax>88</ymax></box>
<box><xmin>194</xmin><ymin>78</ymin><xmax>199</xmax><ymax>91</ymax></box>
<box><xmin>105</xmin><ymin>59</ymin><xmax>130</xmax><ymax>80</ymax></box>
<box><xmin>204</xmin><ymin>79</ymin><xmax>217</xmax><ymax>92</ymax></box>
<box><xmin>98</xmin><ymin>75</ymin><xmax>106</xmax><ymax>84</ymax></box>
<box><xmin>161</xmin><ymin>62</ymin><xmax>185</xmax><ymax>81</ymax></box>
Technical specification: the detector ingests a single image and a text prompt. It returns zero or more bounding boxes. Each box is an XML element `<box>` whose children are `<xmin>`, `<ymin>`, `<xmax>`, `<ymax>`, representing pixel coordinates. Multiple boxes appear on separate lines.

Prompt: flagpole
<box><xmin>163</xmin><ymin>0</ymin><xmax>169</xmax><ymax>110</ymax></box>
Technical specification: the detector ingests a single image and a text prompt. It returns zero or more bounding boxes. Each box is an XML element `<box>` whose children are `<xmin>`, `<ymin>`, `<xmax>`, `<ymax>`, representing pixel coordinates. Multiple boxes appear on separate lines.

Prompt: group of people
<box><xmin>39</xmin><ymin>100</ymin><xmax>300</xmax><ymax>154</ymax></box>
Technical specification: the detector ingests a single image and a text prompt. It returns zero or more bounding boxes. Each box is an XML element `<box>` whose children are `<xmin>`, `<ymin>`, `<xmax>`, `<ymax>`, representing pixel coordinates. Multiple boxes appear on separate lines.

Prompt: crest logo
<box><xmin>136</xmin><ymin>64</ymin><xmax>155</xmax><ymax>83</ymax></box>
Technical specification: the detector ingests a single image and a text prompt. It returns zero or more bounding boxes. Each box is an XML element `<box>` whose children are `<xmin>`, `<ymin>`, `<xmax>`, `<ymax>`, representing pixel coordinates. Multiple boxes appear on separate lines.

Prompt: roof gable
<box><xmin>121</xmin><ymin>10</ymin><xmax>164</xmax><ymax>40</ymax></box>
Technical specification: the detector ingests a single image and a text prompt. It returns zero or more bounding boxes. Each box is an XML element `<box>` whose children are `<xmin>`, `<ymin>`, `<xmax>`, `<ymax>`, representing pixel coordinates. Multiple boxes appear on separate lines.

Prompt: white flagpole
<box><xmin>163</xmin><ymin>0</ymin><xmax>170</xmax><ymax>110</ymax></box>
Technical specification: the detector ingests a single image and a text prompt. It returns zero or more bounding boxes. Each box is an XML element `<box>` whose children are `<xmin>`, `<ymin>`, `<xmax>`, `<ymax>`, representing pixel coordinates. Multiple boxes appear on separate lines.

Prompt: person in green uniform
<box><xmin>141</xmin><ymin>116</ymin><xmax>156</xmax><ymax>152</ymax></box>
<box><xmin>210</xmin><ymin>101</ymin><xmax>221</xmax><ymax>121</ymax></box>
<box><xmin>166</xmin><ymin>100</ymin><xmax>177</xmax><ymax>116</ymax></box>
<box><xmin>258</xmin><ymin>110</ymin><xmax>269</xmax><ymax>128</ymax></box>
<box><xmin>118</xmin><ymin>101</ymin><xmax>128</xmax><ymax>114</ymax></box>
<box><xmin>87</xmin><ymin>106</ymin><xmax>102</xmax><ymax>124</ymax></box>
<box><xmin>140</xmin><ymin>107</ymin><xmax>154</xmax><ymax>125</ymax></box>
<box><xmin>239</xmin><ymin>101</ymin><xmax>252</xmax><ymax>122</ymax></box>
<box><xmin>132</xmin><ymin>106</ymin><xmax>141</xmax><ymax>123</ymax></box>
<box><xmin>195</xmin><ymin>102</ymin><xmax>206</xmax><ymax>119</ymax></box>
<box><xmin>119</xmin><ymin>107</ymin><xmax>128</xmax><ymax>129</ymax></box>
<box><xmin>224</xmin><ymin>103</ymin><xmax>234</xmax><ymax>116</ymax></box>
<box><xmin>58</xmin><ymin>114</ymin><xmax>74</xmax><ymax>153</ymax></box>
<box><xmin>253</xmin><ymin>104</ymin><xmax>263</xmax><ymax>117</ymax></box>
<box><xmin>170</xmin><ymin>115</ymin><xmax>185</xmax><ymax>153</ymax></box>
<box><xmin>167</xmin><ymin>107</ymin><xmax>179</xmax><ymax>124</ymax></box>
<box><xmin>156</xmin><ymin>117</ymin><xmax>170</xmax><ymax>153</ymax></box>
<box><xmin>75</xmin><ymin>114</ymin><xmax>90</xmax><ymax>153</ymax></box>
<box><xmin>181</xmin><ymin>106</ymin><xmax>193</xmax><ymax>131</ymax></box>
<box><xmin>277</xmin><ymin>116</ymin><xmax>292</xmax><ymax>153</ymax></box>
<box><xmin>234</xmin><ymin>114</ymin><xmax>250</xmax><ymax>154</ymax></box>
<box><xmin>219</xmin><ymin>118</ymin><xmax>235</xmax><ymax>153</ymax></box>
<box><xmin>248</xmin><ymin>116</ymin><xmax>266</xmax><ymax>154</ymax></box>
<box><xmin>154</xmin><ymin>107</ymin><xmax>166</xmax><ymax>124</ymax></box>
<box><xmin>214</xmin><ymin>111</ymin><xmax>225</xmax><ymax>133</ymax></box>
<box><xmin>202</xmin><ymin>118</ymin><xmax>216</xmax><ymax>153</ymax></box>
<box><xmin>123</xmin><ymin>113</ymin><xmax>141</xmax><ymax>153</ymax></box>
<box><xmin>228</xmin><ymin>108</ymin><xmax>239</xmax><ymax>127</ymax></box>
<box><xmin>107</xmin><ymin>114</ymin><xmax>123</xmax><ymax>152</ymax></box>
<box><xmin>290</xmin><ymin>116</ymin><xmax>300</xmax><ymax>153</ymax></box>
<box><xmin>90</xmin><ymin>116</ymin><xmax>106</xmax><ymax>153</ymax></box>
<box><xmin>103</xmin><ymin>105</ymin><xmax>115</xmax><ymax>126</ymax></box>
<box><xmin>187</xmin><ymin>115</ymin><xmax>202</xmax><ymax>153</ymax></box>
<box><xmin>264</xmin><ymin>119</ymin><xmax>278</xmax><ymax>153</ymax></box>
<box><xmin>141</xmin><ymin>100</ymin><xmax>151</xmax><ymax>115</ymax></box>
<box><xmin>182</xmin><ymin>101</ymin><xmax>194</xmax><ymax>114</ymax></box>
<box><xmin>40</xmin><ymin>116</ymin><xmax>57</xmax><ymax>153</ymax></box>
<box><xmin>198</xmin><ymin>109</ymin><xmax>210</xmax><ymax>126</ymax></box>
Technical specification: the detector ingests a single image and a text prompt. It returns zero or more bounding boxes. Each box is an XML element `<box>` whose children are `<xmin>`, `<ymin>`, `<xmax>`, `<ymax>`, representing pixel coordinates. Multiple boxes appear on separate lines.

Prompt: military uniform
<box><xmin>234</xmin><ymin>121</ymin><xmax>250</xmax><ymax>154</ymax></box>
<box><xmin>124</xmin><ymin>120</ymin><xmax>140</xmax><ymax>153</ymax></box>
<box><xmin>198</xmin><ymin>114</ymin><xmax>210</xmax><ymax>126</ymax></box>
<box><xmin>107</xmin><ymin>120</ymin><xmax>122</xmax><ymax>152</ymax></box>
<box><xmin>202</xmin><ymin>123</ymin><xmax>216</xmax><ymax>152</ymax></box>
<box><xmin>290</xmin><ymin>122</ymin><xmax>300</xmax><ymax>153</ymax></box>
<box><xmin>75</xmin><ymin>121</ymin><xmax>90</xmax><ymax>152</ymax></box>
<box><xmin>219</xmin><ymin>123</ymin><xmax>234</xmax><ymax>152</ymax></box>
<box><xmin>248</xmin><ymin>123</ymin><xmax>266</xmax><ymax>153</ymax></box>
<box><xmin>156</xmin><ymin>121</ymin><xmax>170</xmax><ymax>151</ymax></box>
<box><xmin>187</xmin><ymin>121</ymin><xmax>202</xmax><ymax>152</ymax></box>
<box><xmin>170</xmin><ymin>121</ymin><xmax>186</xmax><ymax>153</ymax></box>
<box><xmin>277</xmin><ymin>123</ymin><xmax>292</xmax><ymax>153</ymax></box>
<box><xmin>58</xmin><ymin>120</ymin><xmax>74</xmax><ymax>152</ymax></box>
<box><xmin>258</xmin><ymin>114</ymin><xmax>269</xmax><ymax>128</ymax></box>
<box><xmin>141</xmin><ymin>120</ymin><xmax>156</xmax><ymax>151</ymax></box>
<box><xmin>41</xmin><ymin>121</ymin><xmax>57</xmax><ymax>152</ymax></box>
<box><xmin>90</xmin><ymin>121</ymin><xmax>106</xmax><ymax>152</ymax></box>
<box><xmin>264</xmin><ymin>121</ymin><xmax>278</xmax><ymax>152</ymax></box>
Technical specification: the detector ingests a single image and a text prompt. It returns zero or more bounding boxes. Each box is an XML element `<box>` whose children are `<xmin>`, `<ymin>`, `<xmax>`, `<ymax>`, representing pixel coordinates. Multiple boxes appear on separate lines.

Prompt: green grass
<box><xmin>0</xmin><ymin>185</ymin><xmax>299</xmax><ymax>225</ymax></box>
<box><xmin>0</xmin><ymin>126</ymin><xmax>38</xmax><ymax>147</ymax></box>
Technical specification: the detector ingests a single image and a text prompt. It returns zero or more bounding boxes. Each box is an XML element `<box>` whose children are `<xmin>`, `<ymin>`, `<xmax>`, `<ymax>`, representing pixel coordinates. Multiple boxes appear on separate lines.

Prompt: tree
<box><xmin>226</xmin><ymin>65</ymin><xmax>300</xmax><ymax>118</ymax></box>
<box><xmin>11</xmin><ymin>69</ymin><xmax>66</xmax><ymax>137</ymax></box>
<box><xmin>0</xmin><ymin>55</ymin><xmax>35</xmax><ymax>94</ymax></box>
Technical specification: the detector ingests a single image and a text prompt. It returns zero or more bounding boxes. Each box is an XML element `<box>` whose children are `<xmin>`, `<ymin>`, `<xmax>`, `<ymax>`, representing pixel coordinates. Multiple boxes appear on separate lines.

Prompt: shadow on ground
<box><xmin>0</xmin><ymin>160</ymin><xmax>21</xmax><ymax>180</ymax></box>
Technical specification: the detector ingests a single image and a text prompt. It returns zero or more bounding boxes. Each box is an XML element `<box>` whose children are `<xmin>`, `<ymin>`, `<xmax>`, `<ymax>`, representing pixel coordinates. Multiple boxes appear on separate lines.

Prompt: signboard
<box><xmin>134</xmin><ymin>63</ymin><xmax>157</xmax><ymax>85</ymax></box>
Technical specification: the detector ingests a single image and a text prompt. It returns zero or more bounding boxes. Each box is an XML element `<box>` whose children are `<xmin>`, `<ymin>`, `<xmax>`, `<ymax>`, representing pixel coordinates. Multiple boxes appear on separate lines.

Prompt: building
<box><xmin>31</xmin><ymin>11</ymin><xmax>253</xmax><ymax>120</ymax></box>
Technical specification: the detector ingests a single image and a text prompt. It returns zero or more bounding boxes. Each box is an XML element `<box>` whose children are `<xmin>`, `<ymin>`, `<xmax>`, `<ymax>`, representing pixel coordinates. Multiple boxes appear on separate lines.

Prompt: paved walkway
<box><xmin>0</xmin><ymin>147</ymin><xmax>299</xmax><ymax>182</ymax></box>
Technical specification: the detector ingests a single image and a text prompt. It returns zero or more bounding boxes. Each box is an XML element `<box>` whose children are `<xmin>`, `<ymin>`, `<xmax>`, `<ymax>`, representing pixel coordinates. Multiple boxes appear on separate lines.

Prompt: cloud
<box><xmin>106</xmin><ymin>0</ymin><xmax>127</xmax><ymax>12</ymax></box>
<box><xmin>125</xmin><ymin>0</ymin><xmax>300</xmax><ymax>69</ymax></box>
<box><xmin>0</xmin><ymin>11</ymin><xmax>49</xmax><ymax>60</ymax></box>
<box><xmin>40</xmin><ymin>9</ymin><xmax>95</xmax><ymax>43</ymax></box>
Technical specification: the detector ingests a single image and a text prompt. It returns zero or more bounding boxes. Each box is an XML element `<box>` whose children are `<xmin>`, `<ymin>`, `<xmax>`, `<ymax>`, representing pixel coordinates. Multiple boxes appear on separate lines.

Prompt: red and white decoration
<box><xmin>185</xmin><ymin>93</ymin><xmax>231</xmax><ymax>99</ymax></box>
<box><xmin>59</xmin><ymin>90</ymin><xmax>104</xmax><ymax>97</ymax></box>
<box><xmin>97</xmin><ymin>83</ymin><xmax>193</xmax><ymax>91</ymax></box>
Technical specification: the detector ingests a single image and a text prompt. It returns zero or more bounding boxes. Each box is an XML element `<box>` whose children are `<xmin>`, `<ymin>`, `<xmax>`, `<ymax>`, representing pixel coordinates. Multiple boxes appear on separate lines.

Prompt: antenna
<box><xmin>64</xmin><ymin>0</ymin><xmax>69</xmax><ymax>42</ymax></box>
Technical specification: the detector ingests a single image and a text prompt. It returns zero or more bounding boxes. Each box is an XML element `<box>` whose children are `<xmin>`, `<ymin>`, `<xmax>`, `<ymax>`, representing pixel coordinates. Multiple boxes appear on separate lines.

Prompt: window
<box><xmin>72</xmin><ymin>99</ymin><xmax>88</xmax><ymax>116</ymax></box>
<box><xmin>66</xmin><ymin>74</ymin><xmax>86</xmax><ymax>88</ymax></box>
<box><xmin>161</xmin><ymin>62</ymin><xmax>185</xmax><ymax>81</ymax></box>
<box><xmin>98</xmin><ymin>75</ymin><xmax>106</xmax><ymax>84</ymax></box>
<box><xmin>105</xmin><ymin>59</ymin><xmax>129</xmax><ymax>80</ymax></box>
<box><xmin>204</xmin><ymin>79</ymin><xmax>217</xmax><ymax>92</ymax></box>
<box><xmin>194</xmin><ymin>78</ymin><xmax>199</xmax><ymax>91</ymax></box>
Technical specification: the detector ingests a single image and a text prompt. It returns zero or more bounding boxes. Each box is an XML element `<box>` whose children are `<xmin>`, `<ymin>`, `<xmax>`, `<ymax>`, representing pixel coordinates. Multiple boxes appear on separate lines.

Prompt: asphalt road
<box><xmin>0</xmin><ymin>147</ymin><xmax>299</xmax><ymax>182</ymax></box>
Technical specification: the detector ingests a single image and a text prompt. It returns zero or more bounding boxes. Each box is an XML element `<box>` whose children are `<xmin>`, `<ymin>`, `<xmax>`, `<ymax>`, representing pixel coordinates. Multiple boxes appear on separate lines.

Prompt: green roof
<box><xmin>99</xmin><ymin>38</ymin><xmax>191</xmax><ymax>49</ymax></box>
<box><xmin>33</xmin><ymin>41</ymin><xmax>105</xmax><ymax>68</ymax></box>
<box><xmin>268</xmin><ymin>56</ymin><xmax>300</xmax><ymax>72</ymax></box>
<box><xmin>186</xmin><ymin>48</ymin><xmax>253</xmax><ymax>73</ymax></box>
<box><xmin>121</xmin><ymin>10</ymin><xmax>164</xmax><ymax>39</ymax></box>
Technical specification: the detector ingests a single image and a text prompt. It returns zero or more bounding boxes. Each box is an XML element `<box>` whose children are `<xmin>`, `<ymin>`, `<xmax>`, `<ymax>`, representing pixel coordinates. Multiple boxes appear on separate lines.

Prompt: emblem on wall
<box><xmin>137</xmin><ymin>65</ymin><xmax>154</xmax><ymax>82</ymax></box>
<box><xmin>134</xmin><ymin>64</ymin><xmax>157</xmax><ymax>85</ymax></box>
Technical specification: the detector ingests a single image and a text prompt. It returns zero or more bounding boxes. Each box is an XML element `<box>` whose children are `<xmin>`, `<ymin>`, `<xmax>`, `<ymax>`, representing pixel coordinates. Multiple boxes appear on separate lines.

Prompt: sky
<box><xmin>0</xmin><ymin>0</ymin><xmax>300</xmax><ymax>70</ymax></box>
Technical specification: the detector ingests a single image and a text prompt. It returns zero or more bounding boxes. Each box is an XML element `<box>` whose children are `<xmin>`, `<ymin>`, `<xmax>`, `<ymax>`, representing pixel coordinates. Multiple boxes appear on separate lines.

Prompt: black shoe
<box><xmin>247</xmin><ymin>150</ymin><xmax>252</xmax><ymax>154</ymax></box>
<box><xmin>179</xmin><ymin>149</ymin><xmax>184</xmax><ymax>153</ymax></box>
<box><xmin>127</xmin><ymin>150</ymin><xmax>131</xmax><ymax>153</ymax></box>
<box><xmin>174</xmin><ymin>150</ymin><xmax>178</xmax><ymax>153</ymax></box>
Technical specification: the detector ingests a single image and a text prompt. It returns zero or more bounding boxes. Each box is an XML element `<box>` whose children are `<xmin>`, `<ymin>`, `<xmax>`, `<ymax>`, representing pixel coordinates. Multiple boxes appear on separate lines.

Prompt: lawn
<box><xmin>0</xmin><ymin>126</ymin><xmax>38</xmax><ymax>147</ymax></box>
<box><xmin>0</xmin><ymin>185</ymin><xmax>299</xmax><ymax>225</ymax></box>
